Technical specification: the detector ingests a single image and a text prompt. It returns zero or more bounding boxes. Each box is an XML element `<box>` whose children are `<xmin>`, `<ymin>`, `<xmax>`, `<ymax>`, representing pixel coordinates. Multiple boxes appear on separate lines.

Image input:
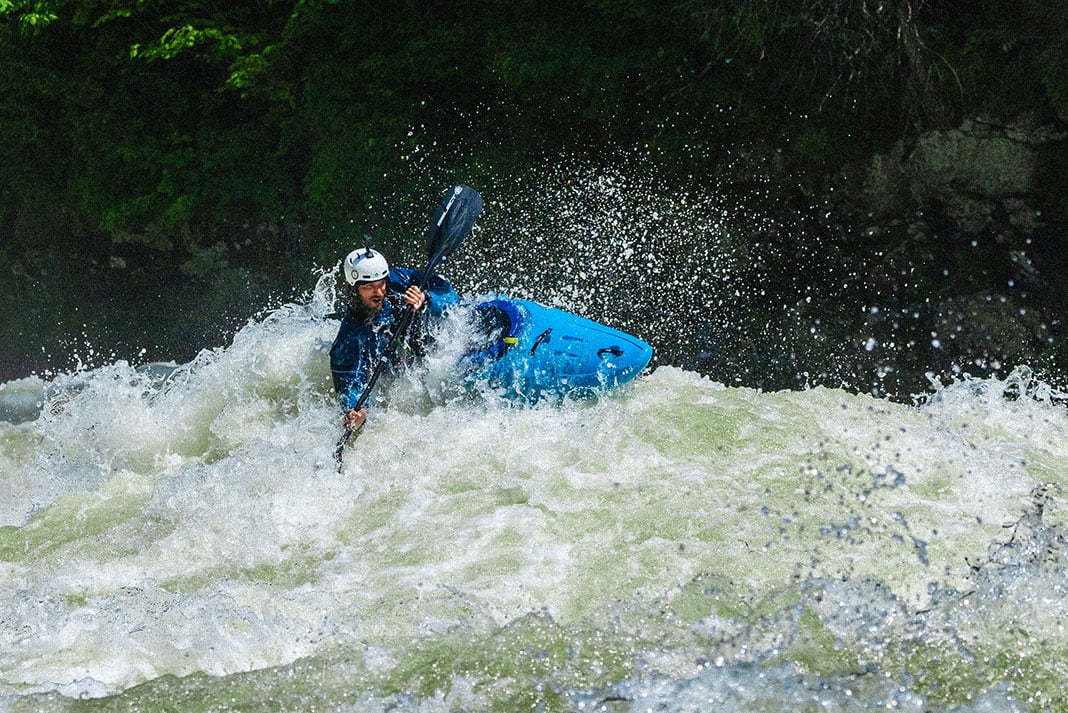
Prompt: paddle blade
<box><xmin>424</xmin><ymin>185</ymin><xmax>483</xmax><ymax>268</ymax></box>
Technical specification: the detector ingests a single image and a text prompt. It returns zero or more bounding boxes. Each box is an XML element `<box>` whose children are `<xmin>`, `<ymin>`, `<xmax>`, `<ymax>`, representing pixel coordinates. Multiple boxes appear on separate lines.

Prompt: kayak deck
<box><xmin>462</xmin><ymin>298</ymin><xmax>653</xmax><ymax>401</ymax></box>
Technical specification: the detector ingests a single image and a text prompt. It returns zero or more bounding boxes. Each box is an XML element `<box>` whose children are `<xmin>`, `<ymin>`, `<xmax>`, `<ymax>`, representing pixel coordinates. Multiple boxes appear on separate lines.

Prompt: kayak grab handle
<box><xmin>530</xmin><ymin>329</ymin><xmax>552</xmax><ymax>355</ymax></box>
<box><xmin>598</xmin><ymin>346</ymin><xmax>624</xmax><ymax>358</ymax></box>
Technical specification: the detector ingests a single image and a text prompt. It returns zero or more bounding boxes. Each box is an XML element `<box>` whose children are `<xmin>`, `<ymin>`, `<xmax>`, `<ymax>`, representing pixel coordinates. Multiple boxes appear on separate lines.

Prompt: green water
<box><xmin>1</xmin><ymin>287</ymin><xmax>1066</xmax><ymax>712</ymax></box>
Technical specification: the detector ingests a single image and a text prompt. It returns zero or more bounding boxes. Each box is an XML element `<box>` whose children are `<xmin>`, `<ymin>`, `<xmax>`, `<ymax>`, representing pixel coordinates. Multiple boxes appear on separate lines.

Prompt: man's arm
<box><xmin>389</xmin><ymin>267</ymin><xmax>459</xmax><ymax>317</ymax></box>
<box><xmin>329</xmin><ymin>320</ymin><xmax>372</xmax><ymax>410</ymax></box>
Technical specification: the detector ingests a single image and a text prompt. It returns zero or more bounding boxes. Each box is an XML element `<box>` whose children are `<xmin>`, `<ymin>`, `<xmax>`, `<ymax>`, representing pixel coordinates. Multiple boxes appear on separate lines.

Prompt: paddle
<box><xmin>333</xmin><ymin>184</ymin><xmax>484</xmax><ymax>469</ymax></box>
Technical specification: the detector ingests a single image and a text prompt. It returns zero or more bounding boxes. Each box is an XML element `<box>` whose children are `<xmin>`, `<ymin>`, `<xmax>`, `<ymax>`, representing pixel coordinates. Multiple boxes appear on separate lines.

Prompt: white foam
<box><xmin>2</xmin><ymin>281</ymin><xmax>1066</xmax><ymax>704</ymax></box>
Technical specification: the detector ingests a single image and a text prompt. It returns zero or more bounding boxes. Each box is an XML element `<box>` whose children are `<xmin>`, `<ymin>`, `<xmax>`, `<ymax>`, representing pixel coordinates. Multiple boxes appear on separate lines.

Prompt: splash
<box><xmin>387</xmin><ymin>150</ymin><xmax>794</xmax><ymax>385</ymax></box>
<box><xmin>3</xmin><ymin>263</ymin><xmax>1068</xmax><ymax>711</ymax></box>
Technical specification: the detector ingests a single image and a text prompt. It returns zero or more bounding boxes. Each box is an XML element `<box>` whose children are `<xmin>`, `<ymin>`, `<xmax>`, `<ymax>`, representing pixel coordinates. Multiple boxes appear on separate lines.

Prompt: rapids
<box><xmin>1</xmin><ymin>272</ymin><xmax>1066</xmax><ymax>712</ymax></box>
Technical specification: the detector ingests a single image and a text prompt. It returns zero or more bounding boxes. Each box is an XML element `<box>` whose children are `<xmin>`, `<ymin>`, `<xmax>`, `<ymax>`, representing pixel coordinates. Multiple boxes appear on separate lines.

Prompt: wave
<box><xmin>1</xmin><ymin>279</ymin><xmax>1066</xmax><ymax>711</ymax></box>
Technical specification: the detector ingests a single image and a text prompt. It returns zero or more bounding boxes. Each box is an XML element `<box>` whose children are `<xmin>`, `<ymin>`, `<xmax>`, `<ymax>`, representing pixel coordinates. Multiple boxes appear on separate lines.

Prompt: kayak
<box><xmin>460</xmin><ymin>297</ymin><xmax>654</xmax><ymax>401</ymax></box>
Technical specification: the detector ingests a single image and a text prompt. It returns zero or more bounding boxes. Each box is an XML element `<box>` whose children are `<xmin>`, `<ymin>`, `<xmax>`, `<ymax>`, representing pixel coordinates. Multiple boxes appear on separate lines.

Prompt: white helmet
<box><xmin>343</xmin><ymin>248</ymin><xmax>389</xmax><ymax>285</ymax></box>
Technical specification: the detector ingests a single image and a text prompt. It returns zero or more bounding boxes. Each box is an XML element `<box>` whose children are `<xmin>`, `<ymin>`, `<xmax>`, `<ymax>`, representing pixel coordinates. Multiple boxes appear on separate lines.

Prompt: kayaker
<box><xmin>329</xmin><ymin>246</ymin><xmax>458</xmax><ymax>431</ymax></box>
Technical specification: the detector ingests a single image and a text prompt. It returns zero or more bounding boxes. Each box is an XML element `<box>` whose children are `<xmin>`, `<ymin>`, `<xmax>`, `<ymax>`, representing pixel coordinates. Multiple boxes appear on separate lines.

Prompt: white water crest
<box><xmin>2</xmin><ymin>274</ymin><xmax>1067</xmax><ymax>712</ymax></box>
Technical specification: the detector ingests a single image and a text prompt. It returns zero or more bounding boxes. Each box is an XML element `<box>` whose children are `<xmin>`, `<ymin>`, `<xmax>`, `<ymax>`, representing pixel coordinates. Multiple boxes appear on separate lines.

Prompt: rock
<box><xmin>862</xmin><ymin>116</ymin><xmax>1066</xmax><ymax>238</ymax></box>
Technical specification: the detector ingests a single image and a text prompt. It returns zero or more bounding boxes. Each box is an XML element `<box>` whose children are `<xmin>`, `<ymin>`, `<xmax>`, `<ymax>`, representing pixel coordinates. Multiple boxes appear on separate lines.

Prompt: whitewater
<box><xmin>1</xmin><ymin>264</ymin><xmax>1066</xmax><ymax>713</ymax></box>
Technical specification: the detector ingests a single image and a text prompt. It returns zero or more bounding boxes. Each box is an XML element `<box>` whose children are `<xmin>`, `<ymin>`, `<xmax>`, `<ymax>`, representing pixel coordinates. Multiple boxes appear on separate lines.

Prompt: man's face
<box><xmin>356</xmin><ymin>278</ymin><xmax>388</xmax><ymax>311</ymax></box>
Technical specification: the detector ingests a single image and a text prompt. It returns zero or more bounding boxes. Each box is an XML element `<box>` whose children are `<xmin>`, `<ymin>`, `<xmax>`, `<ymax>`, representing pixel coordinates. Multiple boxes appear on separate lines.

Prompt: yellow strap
<box><xmin>504</xmin><ymin>337</ymin><xmax>518</xmax><ymax>345</ymax></box>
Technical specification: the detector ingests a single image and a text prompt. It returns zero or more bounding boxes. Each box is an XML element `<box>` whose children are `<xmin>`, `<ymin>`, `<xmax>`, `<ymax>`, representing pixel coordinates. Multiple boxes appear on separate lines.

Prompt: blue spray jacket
<box><xmin>329</xmin><ymin>267</ymin><xmax>458</xmax><ymax>409</ymax></box>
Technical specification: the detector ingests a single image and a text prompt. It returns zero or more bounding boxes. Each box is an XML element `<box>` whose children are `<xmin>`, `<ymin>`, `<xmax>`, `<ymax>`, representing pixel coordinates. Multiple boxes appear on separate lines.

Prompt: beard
<box><xmin>348</xmin><ymin>287</ymin><xmax>393</xmax><ymax>324</ymax></box>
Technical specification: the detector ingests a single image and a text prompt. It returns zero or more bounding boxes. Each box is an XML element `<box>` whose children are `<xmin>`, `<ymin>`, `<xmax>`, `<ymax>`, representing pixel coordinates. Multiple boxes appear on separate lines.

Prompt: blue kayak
<box><xmin>460</xmin><ymin>297</ymin><xmax>654</xmax><ymax>401</ymax></box>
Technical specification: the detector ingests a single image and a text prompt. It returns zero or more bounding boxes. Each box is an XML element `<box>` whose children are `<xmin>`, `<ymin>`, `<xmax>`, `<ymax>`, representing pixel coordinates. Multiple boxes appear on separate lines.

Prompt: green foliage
<box><xmin>1</xmin><ymin>0</ymin><xmax>58</xmax><ymax>33</ymax></box>
<box><xmin>1</xmin><ymin>0</ymin><xmax>1066</xmax><ymax>264</ymax></box>
<box><xmin>675</xmin><ymin>0</ymin><xmax>960</xmax><ymax>136</ymax></box>
<box><xmin>1030</xmin><ymin>0</ymin><xmax>1068</xmax><ymax>118</ymax></box>
<box><xmin>1</xmin><ymin>0</ymin><xmax>305</xmax><ymax>255</ymax></box>
<box><xmin>129</xmin><ymin>24</ymin><xmax>243</xmax><ymax>62</ymax></box>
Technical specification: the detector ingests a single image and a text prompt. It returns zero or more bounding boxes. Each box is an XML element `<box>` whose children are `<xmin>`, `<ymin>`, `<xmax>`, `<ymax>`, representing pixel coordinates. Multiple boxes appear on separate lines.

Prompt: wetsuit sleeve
<box><xmin>388</xmin><ymin>267</ymin><xmax>459</xmax><ymax>318</ymax></box>
<box><xmin>421</xmin><ymin>272</ymin><xmax>459</xmax><ymax>318</ymax></box>
<box><xmin>329</xmin><ymin>318</ymin><xmax>372</xmax><ymax>410</ymax></box>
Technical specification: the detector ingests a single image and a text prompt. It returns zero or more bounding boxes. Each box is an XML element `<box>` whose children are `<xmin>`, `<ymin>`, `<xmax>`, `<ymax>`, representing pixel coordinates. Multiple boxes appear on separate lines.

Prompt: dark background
<box><xmin>3</xmin><ymin>0</ymin><xmax>1066</xmax><ymax>401</ymax></box>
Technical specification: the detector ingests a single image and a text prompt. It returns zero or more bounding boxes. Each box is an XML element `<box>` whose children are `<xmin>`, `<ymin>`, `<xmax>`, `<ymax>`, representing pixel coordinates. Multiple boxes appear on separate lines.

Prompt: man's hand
<box><xmin>343</xmin><ymin>408</ymin><xmax>367</xmax><ymax>431</ymax></box>
<box><xmin>402</xmin><ymin>286</ymin><xmax>426</xmax><ymax>310</ymax></box>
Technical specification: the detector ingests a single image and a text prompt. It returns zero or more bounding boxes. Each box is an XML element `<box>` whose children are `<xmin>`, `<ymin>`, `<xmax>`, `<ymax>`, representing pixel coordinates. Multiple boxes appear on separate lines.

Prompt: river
<box><xmin>2</xmin><ymin>265</ymin><xmax>1066</xmax><ymax>711</ymax></box>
